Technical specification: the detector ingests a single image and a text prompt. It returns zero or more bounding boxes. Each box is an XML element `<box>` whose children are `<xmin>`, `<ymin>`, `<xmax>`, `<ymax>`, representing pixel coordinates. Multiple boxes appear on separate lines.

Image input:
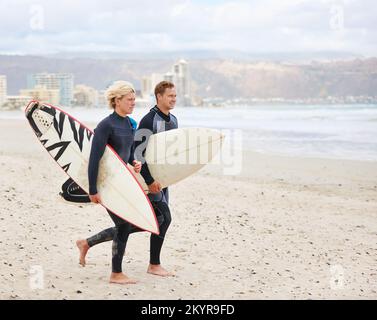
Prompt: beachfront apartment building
<box><xmin>1</xmin><ymin>95</ymin><xmax>31</xmax><ymax>110</ymax></box>
<box><xmin>27</xmin><ymin>73</ymin><xmax>74</xmax><ymax>107</ymax></box>
<box><xmin>73</xmin><ymin>84</ymin><xmax>99</xmax><ymax>107</ymax></box>
<box><xmin>141</xmin><ymin>76</ymin><xmax>153</xmax><ymax>100</ymax></box>
<box><xmin>173</xmin><ymin>59</ymin><xmax>191</xmax><ymax>106</ymax></box>
<box><xmin>20</xmin><ymin>85</ymin><xmax>60</xmax><ymax>106</ymax></box>
<box><xmin>141</xmin><ymin>60</ymin><xmax>192</xmax><ymax>106</ymax></box>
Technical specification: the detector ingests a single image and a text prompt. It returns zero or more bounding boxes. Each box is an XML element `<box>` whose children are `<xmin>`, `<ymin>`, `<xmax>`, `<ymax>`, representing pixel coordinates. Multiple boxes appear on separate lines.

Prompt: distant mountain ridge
<box><xmin>0</xmin><ymin>53</ymin><xmax>376</xmax><ymax>100</ymax></box>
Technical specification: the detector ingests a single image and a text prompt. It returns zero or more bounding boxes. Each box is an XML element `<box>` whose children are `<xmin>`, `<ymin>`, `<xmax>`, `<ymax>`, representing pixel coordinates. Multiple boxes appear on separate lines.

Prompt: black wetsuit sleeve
<box><xmin>128</xmin><ymin>142</ymin><xmax>136</xmax><ymax>165</ymax></box>
<box><xmin>127</xmin><ymin>117</ymin><xmax>136</xmax><ymax>165</ymax></box>
<box><xmin>88</xmin><ymin>120</ymin><xmax>112</xmax><ymax>195</ymax></box>
<box><xmin>135</xmin><ymin>114</ymin><xmax>155</xmax><ymax>185</ymax></box>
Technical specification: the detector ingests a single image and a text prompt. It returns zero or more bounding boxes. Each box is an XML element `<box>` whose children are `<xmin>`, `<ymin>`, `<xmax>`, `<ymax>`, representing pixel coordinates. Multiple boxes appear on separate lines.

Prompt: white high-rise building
<box><xmin>0</xmin><ymin>75</ymin><xmax>7</xmax><ymax>106</ymax></box>
<box><xmin>141</xmin><ymin>73</ymin><xmax>165</xmax><ymax>102</ymax></box>
<box><xmin>164</xmin><ymin>72</ymin><xmax>174</xmax><ymax>83</ymax></box>
<box><xmin>151</xmin><ymin>73</ymin><xmax>164</xmax><ymax>90</ymax></box>
<box><xmin>141</xmin><ymin>76</ymin><xmax>152</xmax><ymax>99</ymax></box>
<box><xmin>141</xmin><ymin>60</ymin><xmax>192</xmax><ymax>106</ymax></box>
<box><xmin>172</xmin><ymin>59</ymin><xmax>191</xmax><ymax>106</ymax></box>
<box><xmin>27</xmin><ymin>73</ymin><xmax>74</xmax><ymax>106</ymax></box>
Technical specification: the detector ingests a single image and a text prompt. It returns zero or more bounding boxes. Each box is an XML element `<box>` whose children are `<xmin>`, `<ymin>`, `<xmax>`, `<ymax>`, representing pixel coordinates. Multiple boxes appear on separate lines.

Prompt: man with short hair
<box><xmin>76</xmin><ymin>81</ymin><xmax>178</xmax><ymax>280</ymax></box>
<box><xmin>86</xmin><ymin>80</ymin><xmax>142</xmax><ymax>284</ymax></box>
<box><xmin>134</xmin><ymin>81</ymin><xmax>178</xmax><ymax>276</ymax></box>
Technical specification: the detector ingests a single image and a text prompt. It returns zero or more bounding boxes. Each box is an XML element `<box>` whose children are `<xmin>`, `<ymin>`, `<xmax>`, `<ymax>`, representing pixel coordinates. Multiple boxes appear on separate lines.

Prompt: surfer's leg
<box><xmin>163</xmin><ymin>187</ymin><xmax>169</xmax><ymax>205</ymax></box>
<box><xmin>148</xmin><ymin>200</ymin><xmax>174</xmax><ymax>276</ymax></box>
<box><xmin>87</xmin><ymin>227</ymin><xmax>116</xmax><ymax>247</ymax></box>
<box><xmin>108</xmin><ymin>211</ymin><xmax>137</xmax><ymax>284</ymax></box>
<box><xmin>150</xmin><ymin>200</ymin><xmax>172</xmax><ymax>265</ymax></box>
<box><xmin>76</xmin><ymin>224</ymin><xmax>144</xmax><ymax>267</ymax></box>
<box><xmin>83</xmin><ymin>224</ymin><xmax>142</xmax><ymax>248</ymax></box>
<box><xmin>108</xmin><ymin>212</ymin><xmax>130</xmax><ymax>273</ymax></box>
<box><xmin>76</xmin><ymin>227</ymin><xmax>116</xmax><ymax>266</ymax></box>
<box><xmin>111</xmin><ymin>223</ymin><xmax>130</xmax><ymax>273</ymax></box>
<box><xmin>76</xmin><ymin>239</ymin><xmax>90</xmax><ymax>267</ymax></box>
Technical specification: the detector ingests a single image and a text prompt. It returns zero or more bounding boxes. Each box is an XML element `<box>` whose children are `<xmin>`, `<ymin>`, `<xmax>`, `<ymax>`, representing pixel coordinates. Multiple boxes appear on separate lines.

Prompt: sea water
<box><xmin>3</xmin><ymin>104</ymin><xmax>377</xmax><ymax>161</ymax></box>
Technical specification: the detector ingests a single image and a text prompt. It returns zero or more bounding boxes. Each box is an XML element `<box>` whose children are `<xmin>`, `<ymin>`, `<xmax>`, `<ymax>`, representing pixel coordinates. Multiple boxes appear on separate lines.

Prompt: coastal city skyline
<box><xmin>1</xmin><ymin>52</ymin><xmax>377</xmax><ymax>110</ymax></box>
<box><xmin>0</xmin><ymin>0</ymin><xmax>376</xmax><ymax>109</ymax></box>
<box><xmin>0</xmin><ymin>58</ymin><xmax>194</xmax><ymax>110</ymax></box>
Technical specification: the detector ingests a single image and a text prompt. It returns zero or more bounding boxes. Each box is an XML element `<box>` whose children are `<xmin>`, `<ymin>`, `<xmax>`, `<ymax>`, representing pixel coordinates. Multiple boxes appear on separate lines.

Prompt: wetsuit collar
<box><xmin>113</xmin><ymin>110</ymin><xmax>128</xmax><ymax>120</ymax></box>
<box><xmin>152</xmin><ymin>105</ymin><xmax>171</xmax><ymax>122</ymax></box>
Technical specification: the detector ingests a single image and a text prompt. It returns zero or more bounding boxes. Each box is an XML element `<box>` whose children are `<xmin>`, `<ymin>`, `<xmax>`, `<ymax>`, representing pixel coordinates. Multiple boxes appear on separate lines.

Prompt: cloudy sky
<box><xmin>0</xmin><ymin>0</ymin><xmax>376</xmax><ymax>56</ymax></box>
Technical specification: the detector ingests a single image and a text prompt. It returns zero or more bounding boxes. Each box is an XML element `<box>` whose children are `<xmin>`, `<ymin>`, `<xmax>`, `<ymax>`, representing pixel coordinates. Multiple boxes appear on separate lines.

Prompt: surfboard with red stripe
<box><xmin>25</xmin><ymin>100</ymin><xmax>159</xmax><ymax>235</ymax></box>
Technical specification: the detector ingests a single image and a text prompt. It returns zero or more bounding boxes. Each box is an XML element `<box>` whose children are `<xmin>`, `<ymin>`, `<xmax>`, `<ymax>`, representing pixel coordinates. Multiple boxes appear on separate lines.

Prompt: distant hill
<box><xmin>191</xmin><ymin>58</ymin><xmax>377</xmax><ymax>99</ymax></box>
<box><xmin>0</xmin><ymin>53</ymin><xmax>376</xmax><ymax>100</ymax></box>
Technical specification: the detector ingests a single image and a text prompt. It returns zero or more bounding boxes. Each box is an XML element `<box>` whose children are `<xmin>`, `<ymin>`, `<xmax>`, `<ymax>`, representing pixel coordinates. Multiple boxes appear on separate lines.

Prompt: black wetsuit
<box><xmin>134</xmin><ymin>105</ymin><xmax>178</xmax><ymax>263</ymax></box>
<box><xmin>83</xmin><ymin>106</ymin><xmax>178</xmax><ymax>268</ymax></box>
<box><xmin>88</xmin><ymin>111</ymin><xmax>137</xmax><ymax>273</ymax></box>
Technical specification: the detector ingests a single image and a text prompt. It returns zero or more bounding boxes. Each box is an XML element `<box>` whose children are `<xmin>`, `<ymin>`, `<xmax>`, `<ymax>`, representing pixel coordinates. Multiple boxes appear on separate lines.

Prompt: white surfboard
<box><xmin>134</xmin><ymin>128</ymin><xmax>225</xmax><ymax>189</ymax></box>
<box><xmin>25</xmin><ymin>101</ymin><xmax>159</xmax><ymax>234</ymax></box>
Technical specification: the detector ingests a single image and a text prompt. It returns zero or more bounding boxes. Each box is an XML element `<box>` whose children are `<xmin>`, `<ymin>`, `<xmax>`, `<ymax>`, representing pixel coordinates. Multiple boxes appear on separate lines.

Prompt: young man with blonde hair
<box><xmin>76</xmin><ymin>81</ymin><xmax>178</xmax><ymax>282</ymax></box>
<box><xmin>86</xmin><ymin>80</ymin><xmax>142</xmax><ymax>284</ymax></box>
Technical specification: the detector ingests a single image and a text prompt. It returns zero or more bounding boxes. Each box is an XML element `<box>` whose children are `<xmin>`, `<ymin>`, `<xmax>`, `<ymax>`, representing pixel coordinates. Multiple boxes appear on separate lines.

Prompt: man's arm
<box><xmin>128</xmin><ymin>141</ymin><xmax>136</xmax><ymax>165</ymax></box>
<box><xmin>128</xmin><ymin>117</ymin><xmax>137</xmax><ymax>166</ymax></box>
<box><xmin>88</xmin><ymin>120</ymin><xmax>111</xmax><ymax>196</ymax></box>
<box><xmin>134</xmin><ymin>115</ymin><xmax>155</xmax><ymax>185</ymax></box>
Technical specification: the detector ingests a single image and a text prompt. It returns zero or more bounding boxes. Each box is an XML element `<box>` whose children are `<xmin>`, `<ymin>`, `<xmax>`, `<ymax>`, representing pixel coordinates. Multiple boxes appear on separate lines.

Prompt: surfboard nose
<box><xmin>33</xmin><ymin>109</ymin><xmax>54</xmax><ymax>134</ymax></box>
<box><xmin>25</xmin><ymin>101</ymin><xmax>54</xmax><ymax>137</ymax></box>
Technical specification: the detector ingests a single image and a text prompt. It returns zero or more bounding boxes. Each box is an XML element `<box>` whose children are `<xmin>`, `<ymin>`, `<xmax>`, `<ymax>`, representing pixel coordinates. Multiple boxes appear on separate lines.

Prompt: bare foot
<box><xmin>147</xmin><ymin>264</ymin><xmax>175</xmax><ymax>277</ymax></box>
<box><xmin>109</xmin><ymin>272</ymin><xmax>138</xmax><ymax>284</ymax></box>
<box><xmin>76</xmin><ymin>239</ymin><xmax>89</xmax><ymax>267</ymax></box>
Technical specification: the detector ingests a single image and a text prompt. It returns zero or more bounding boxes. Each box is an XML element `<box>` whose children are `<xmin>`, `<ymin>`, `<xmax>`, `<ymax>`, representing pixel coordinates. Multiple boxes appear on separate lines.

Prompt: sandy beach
<box><xmin>1</xmin><ymin>118</ymin><xmax>377</xmax><ymax>300</ymax></box>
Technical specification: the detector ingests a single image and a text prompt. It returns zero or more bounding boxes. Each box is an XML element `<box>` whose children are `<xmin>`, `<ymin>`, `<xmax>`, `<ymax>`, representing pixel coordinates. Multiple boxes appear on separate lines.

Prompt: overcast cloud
<box><xmin>0</xmin><ymin>0</ymin><xmax>376</xmax><ymax>55</ymax></box>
